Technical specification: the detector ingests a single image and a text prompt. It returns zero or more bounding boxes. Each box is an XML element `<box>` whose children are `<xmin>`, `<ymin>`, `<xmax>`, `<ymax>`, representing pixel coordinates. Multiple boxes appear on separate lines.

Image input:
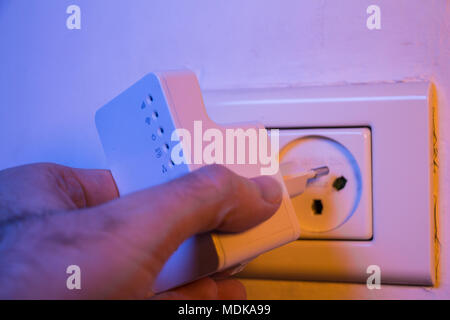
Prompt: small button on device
<box><xmin>154</xmin><ymin>147</ymin><xmax>162</xmax><ymax>158</ymax></box>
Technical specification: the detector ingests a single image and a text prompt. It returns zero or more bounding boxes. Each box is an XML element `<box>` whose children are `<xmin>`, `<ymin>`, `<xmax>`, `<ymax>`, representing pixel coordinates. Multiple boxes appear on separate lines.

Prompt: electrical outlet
<box><xmin>204</xmin><ymin>81</ymin><xmax>436</xmax><ymax>285</ymax></box>
<box><xmin>279</xmin><ymin>128</ymin><xmax>372</xmax><ymax>240</ymax></box>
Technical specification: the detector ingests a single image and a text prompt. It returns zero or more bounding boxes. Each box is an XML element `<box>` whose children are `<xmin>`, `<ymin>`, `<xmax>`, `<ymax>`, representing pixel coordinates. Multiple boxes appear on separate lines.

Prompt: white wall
<box><xmin>0</xmin><ymin>0</ymin><xmax>448</xmax><ymax>298</ymax></box>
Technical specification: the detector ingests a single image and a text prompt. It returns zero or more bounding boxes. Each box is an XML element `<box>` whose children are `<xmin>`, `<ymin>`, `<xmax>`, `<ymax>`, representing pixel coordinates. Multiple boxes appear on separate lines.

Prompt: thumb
<box><xmin>88</xmin><ymin>164</ymin><xmax>282</xmax><ymax>276</ymax></box>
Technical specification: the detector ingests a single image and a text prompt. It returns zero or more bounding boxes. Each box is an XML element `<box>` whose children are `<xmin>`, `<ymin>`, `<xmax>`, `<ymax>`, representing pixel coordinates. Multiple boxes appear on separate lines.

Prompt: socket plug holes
<box><xmin>280</xmin><ymin>135</ymin><xmax>362</xmax><ymax>234</ymax></box>
<box><xmin>333</xmin><ymin>176</ymin><xmax>348</xmax><ymax>191</ymax></box>
<box><xmin>312</xmin><ymin>199</ymin><xmax>324</xmax><ymax>215</ymax></box>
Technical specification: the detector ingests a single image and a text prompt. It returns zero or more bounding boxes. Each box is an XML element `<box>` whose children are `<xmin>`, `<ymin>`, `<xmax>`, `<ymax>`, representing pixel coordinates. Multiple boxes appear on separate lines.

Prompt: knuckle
<box><xmin>202</xmin><ymin>164</ymin><xmax>234</xmax><ymax>184</ymax></box>
<box><xmin>200</xmin><ymin>277</ymin><xmax>219</xmax><ymax>299</ymax></box>
<box><xmin>192</xmin><ymin>164</ymin><xmax>236</xmax><ymax>196</ymax></box>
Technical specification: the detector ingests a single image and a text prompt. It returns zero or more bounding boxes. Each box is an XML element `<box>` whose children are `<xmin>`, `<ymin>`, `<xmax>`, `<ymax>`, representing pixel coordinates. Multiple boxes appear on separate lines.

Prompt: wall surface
<box><xmin>0</xmin><ymin>0</ymin><xmax>449</xmax><ymax>299</ymax></box>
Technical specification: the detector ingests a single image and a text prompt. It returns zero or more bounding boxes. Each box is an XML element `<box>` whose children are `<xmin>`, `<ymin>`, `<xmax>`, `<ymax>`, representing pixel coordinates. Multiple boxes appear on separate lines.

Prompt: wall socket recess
<box><xmin>204</xmin><ymin>82</ymin><xmax>436</xmax><ymax>286</ymax></box>
<box><xmin>279</xmin><ymin>128</ymin><xmax>372</xmax><ymax>240</ymax></box>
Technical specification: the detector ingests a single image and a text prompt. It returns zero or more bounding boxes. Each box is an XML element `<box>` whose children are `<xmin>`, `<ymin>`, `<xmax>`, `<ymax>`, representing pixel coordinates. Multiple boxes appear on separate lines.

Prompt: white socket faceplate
<box><xmin>204</xmin><ymin>82</ymin><xmax>436</xmax><ymax>286</ymax></box>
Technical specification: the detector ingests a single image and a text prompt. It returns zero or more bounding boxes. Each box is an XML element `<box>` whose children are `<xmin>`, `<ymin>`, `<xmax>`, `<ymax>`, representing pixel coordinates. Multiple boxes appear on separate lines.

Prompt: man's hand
<box><xmin>0</xmin><ymin>163</ymin><xmax>282</xmax><ymax>299</ymax></box>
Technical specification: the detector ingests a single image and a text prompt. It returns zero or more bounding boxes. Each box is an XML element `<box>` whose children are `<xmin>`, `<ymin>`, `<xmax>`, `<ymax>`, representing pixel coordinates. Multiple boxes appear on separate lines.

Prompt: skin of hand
<box><xmin>0</xmin><ymin>163</ymin><xmax>282</xmax><ymax>299</ymax></box>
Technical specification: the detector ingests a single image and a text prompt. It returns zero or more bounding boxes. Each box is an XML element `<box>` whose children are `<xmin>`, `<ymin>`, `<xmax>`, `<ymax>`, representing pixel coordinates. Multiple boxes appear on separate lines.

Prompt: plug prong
<box><xmin>311</xmin><ymin>166</ymin><xmax>330</xmax><ymax>179</ymax></box>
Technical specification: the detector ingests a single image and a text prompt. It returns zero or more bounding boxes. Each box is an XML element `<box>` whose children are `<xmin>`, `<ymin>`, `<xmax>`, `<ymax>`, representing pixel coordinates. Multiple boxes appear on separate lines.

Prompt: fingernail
<box><xmin>253</xmin><ymin>176</ymin><xmax>283</xmax><ymax>205</ymax></box>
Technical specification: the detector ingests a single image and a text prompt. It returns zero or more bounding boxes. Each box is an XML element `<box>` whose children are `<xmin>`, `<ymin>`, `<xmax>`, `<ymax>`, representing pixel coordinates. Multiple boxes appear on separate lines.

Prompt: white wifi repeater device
<box><xmin>95</xmin><ymin>70</ymin><xmax>301</xmax><ymax>293</ymax></box>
